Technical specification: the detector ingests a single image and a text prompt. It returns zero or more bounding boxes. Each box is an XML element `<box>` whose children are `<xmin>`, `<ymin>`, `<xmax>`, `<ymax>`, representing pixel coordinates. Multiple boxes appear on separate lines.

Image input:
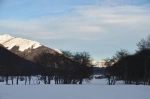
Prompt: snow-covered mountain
<box><xmin>92</xmin><ymin>60</ymin><xmax>106</xmax><ymax>68</ymax></box>
<box><xmin>92</xmin><ymin>59</ymin><xmax>117</xmax><ymax>68</ymax></box>
<box><xmin>0</xmin><ymin>34</ymin><xmax>61</xmax><ymax>60</ymax></box>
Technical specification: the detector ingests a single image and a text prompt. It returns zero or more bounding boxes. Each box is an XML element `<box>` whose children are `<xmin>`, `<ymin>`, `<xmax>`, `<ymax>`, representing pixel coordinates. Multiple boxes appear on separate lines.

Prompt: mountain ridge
<box><xmin>0</xmin><ymin>34</ymin><xmax>61</xmax><ymax>61</ymax></box>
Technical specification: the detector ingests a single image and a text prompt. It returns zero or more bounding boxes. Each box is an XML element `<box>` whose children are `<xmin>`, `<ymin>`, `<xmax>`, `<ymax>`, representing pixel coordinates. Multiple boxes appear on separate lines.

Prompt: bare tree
<box><xmin>137</xmin><ymin>35</ymin><xmax>150</xmax><ymax>50</ymax></box>
<box><xmin>73</xmin><ymin>52</ymin><xmax>93</xmax><ymax>84</ymax></box>
<box><xmin>33</xmin><ymin>50</ymin><xmax>57</xmax><ymax>84</ymax></box>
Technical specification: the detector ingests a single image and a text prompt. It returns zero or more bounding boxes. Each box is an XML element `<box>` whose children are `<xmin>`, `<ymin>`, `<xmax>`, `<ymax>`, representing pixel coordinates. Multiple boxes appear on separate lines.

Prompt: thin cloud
<box><xmin>96</xmin><ymin>0</ymin><xmax>150</xmax><ymax>6</ymax></box>
<box><xmin>0</xmin><ymin>4</ymin><xmax>150</xmax><ymax>40</ymax></box>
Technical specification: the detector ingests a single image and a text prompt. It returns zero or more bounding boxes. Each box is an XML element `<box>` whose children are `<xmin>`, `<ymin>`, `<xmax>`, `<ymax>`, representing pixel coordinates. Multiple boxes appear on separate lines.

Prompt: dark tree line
<box><xmin>33</xmin><ymin>50</ymin><xmax>93</xmax><ymax>84</ymax></box>
<box><xmin>106</xmin><ymin>35</ymin><xmax>150</xmax><ymax>85</ymax></box>
<box><xmin>0</xmin><ymin>44</ymin><xmax>93</xmax><ymax>85</ymax></box>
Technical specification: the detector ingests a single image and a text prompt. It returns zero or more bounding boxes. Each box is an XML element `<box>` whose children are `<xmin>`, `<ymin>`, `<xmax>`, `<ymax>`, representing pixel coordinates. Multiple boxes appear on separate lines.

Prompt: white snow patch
<box><xmin>54</xmin><ymin>49</ymin><xmax>62</xmax><ymax>54</ymax></box>
<box><xmin>0</xmin><ymin>34</ymin><xmax>41</xmax><ymax>51</ymax></box>
<box><xmin>92</xmin><ymin>60</ymin><xmax>106</xmax><ymax>67</ymax></box>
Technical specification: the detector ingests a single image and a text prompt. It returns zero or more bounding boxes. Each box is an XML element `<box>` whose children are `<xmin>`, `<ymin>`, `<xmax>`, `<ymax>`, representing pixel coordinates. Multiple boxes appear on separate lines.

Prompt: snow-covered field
<box><xmin>0</xmin><ymin>78</ymin><xmax>150</xmax><ymax>99</ymax></box>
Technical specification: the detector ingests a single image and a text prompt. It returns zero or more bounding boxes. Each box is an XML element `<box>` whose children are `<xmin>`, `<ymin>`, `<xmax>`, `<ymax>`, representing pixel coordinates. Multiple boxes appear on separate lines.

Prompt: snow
<box><xmin>0</xmin><ymin>78</ymin><xmax>150</xmax><ymax>99</ymax></box>
<box><xmin>0</xmin><ymin>34</ymin><xmax>14</xmax><ymax>44</ymax></box>
<box><xmin>92</xmin><ymin>60</ymin><xmax>106</xmax><ymax>67</ymax></box>
<box><xmin>0</xmin><ymin>34</ymin><xmax>41</xmax><ymax>51</ymax></box>
<box><xmin>54</xmin><ymin>49</ymin><xmax>62</xmax><ymax>54</ymax></box>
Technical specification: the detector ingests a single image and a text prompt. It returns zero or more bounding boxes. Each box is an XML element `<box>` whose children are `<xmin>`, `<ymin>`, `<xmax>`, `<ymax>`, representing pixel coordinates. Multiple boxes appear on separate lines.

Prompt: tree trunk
<box><xmin>72</xmin><ymin>79</ymin><xmax>77</xmax><ymax>84</ymax></box>
<box><xmin>25</xmin><ymin>76</ymin><xmax>27</xmax><ymax>85</ymax></box>
<box><xmin>136</xmin><ymin>74</ymin><xmax>139</xmax><ymax>85</ymax></box>
<box><xmin>6</xmin><ymin>75</ymin><xmax>8</xmax><ymax>85</ymax></box>
<box><xmin>144</xmin><ymin>61</ymin><xmax>148</xmax><ymax>85</ymax></box>
<box><xmin>124</xmin><ymin>63</ymin><xmax>128</xmax><ymax>84</ymax></box>
<box><xmin>16</xmin><ymin>76</ymin><xmax>19</xmax><ymax>85</ymax></box>
<box><xmin>54</xmin><ymin>76</ymin><xmax>58</xmax><ymax>84</ymax></box>
<box><xmin>28</xmin><ymin>76</ymin><xmax>31</xmax><ymax>85</ymax></box>
<box><xmin>48</xmin><ymin>76</ymin><xmax>51</xmax><ymax>84</ymax></box>
<box><xmin>79</xmin><ymin>79</ymin><xmax>83</xmax><ymax>84</ymax></box>
<box><xmin>11</xmin><ymin>77</ymin><xmax>13</xmax><ymax>85</ymax></box>
<box><xmin>44</xmin><ymin>76</ymin><xmax>47</xmax><ymax>84</ymax></box>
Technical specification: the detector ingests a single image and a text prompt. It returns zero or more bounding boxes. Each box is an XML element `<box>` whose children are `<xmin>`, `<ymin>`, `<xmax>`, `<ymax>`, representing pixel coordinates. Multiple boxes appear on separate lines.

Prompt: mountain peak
<box><xmin>2</xmin><ymin>34</ymin><xmax>12</xmax><ymax>37</ymax></box>
<box><xmin>0</xmin><ymin>34</ymin><xmax>13</xmax><ymax>38</ymax></box>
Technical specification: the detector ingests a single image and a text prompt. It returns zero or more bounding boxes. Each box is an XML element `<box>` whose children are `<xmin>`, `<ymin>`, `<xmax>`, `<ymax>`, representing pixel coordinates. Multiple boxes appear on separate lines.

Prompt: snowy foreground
<box><xmin>0</xmin><ymin>79</ymin><xmax>150</xmax><ymax>99</ymax></box>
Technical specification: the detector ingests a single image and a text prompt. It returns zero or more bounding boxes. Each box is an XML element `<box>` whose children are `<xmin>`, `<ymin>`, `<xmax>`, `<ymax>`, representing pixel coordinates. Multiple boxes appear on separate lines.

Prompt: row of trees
<box><xmin>33</xmin><ymin>51</ymin><xmax>93</xmax><ymax>84</ymax></box>
<box><xmin>105</xmin><ymin>35</ymin><xmax>150</xmax><ymax>85</ymax></box>
<box><xmin>0</xmin><ymin>45</ymin><xmax>93</xmax><ymax>85</ymax></box>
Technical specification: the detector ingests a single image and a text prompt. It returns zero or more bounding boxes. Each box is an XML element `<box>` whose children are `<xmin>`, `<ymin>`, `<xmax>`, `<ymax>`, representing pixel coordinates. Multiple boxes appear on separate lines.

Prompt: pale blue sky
<box><xmin>0</xmin><ymin>0</ymin><xmax>150</xmax><ymax>61</ymax></box>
